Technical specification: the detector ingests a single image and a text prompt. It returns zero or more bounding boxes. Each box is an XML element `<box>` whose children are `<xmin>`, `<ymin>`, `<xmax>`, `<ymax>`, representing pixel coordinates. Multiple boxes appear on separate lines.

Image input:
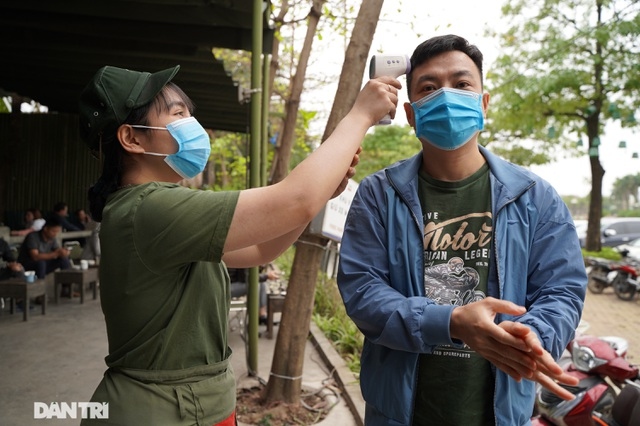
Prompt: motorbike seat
<box><xmin>612</xmin><ymin>385</ymin><xmax>640</xmax><ymax>426</ymax></box>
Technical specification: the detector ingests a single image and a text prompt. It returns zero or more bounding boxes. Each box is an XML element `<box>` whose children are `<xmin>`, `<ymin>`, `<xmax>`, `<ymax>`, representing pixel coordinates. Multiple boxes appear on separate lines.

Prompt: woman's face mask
<box><xmin>410</xmin><ymin>87</ymin><xmax>484</xmax><ymax>151</ymax></box>
<box><xmin>132</xmin><ymin>116</ymin><xmax>211</xmax><ymax>179</ymax></box>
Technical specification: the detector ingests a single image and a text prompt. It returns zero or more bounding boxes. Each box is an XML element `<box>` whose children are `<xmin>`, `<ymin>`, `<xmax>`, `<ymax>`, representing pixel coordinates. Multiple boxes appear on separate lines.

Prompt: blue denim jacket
<box><xmin>337</xmin><ymin>146</ymin><xmax>586</xmax><ymax>426</ymax></box>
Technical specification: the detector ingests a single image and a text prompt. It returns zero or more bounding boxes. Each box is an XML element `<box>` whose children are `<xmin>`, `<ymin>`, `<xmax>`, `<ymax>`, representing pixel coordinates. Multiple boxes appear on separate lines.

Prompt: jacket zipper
<box><xmin>492</xmin><ymin>179</ymin><xmax>536</xmax><ymax>426</ymax></box>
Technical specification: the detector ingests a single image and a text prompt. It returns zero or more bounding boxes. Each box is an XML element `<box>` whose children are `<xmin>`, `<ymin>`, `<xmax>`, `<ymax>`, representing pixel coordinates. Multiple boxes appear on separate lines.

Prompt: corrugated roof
<box><xmin>0</xmin><ymin>0</ymin><xmax>273</xmax><ymax>133</ymax></box>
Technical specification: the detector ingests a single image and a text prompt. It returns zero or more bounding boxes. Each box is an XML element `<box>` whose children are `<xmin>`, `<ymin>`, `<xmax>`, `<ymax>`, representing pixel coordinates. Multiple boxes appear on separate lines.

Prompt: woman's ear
<box><xmin>117</xmin><ymin>124</ymin><xmax>145</xmax><ymax>154</ymax></box>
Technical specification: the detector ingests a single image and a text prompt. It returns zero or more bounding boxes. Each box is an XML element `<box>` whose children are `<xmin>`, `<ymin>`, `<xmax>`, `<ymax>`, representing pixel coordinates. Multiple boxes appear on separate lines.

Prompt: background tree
<box><xmin>263</xmin><ymin>0</ymin><xmax>386</xmax><ymax>405</ymax></box>
<box><xmin>611</xmin><ymin>173</ymin><xmax>640</xmax><ymax>212</ymax></box>
<box><xmin>486</xmin><ymin>0</ymin><xmax>640</xmax><ymax>251</ymax></box>
<box><xmin>356</xmin><ymin>124</ymin><xmax>421</xmax><ymax>179</ymax></box>
<box><xmin>270</xmin><ymin>0</ymin><xmax>327</xmax><ymax>184</ymax></box>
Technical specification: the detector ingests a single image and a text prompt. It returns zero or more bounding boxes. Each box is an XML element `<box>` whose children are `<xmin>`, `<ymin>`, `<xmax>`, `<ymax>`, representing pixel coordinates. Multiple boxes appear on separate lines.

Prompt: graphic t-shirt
<box><xmin>412</xmin><ymin>163</ymin><xmax>495</xmax><ymax>426</ymax></box>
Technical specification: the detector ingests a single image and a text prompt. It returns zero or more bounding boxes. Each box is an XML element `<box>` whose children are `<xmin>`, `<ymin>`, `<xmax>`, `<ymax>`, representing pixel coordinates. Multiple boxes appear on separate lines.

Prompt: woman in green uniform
<box><xmin>77</xmin><ymin>65</ymin><xmax>400</xmax><ymax>425</ymax></box>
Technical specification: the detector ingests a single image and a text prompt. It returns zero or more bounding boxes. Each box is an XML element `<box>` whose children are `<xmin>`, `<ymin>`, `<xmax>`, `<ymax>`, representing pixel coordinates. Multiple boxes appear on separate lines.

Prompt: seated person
<box><xmin>71</xmin><ymin>208</ymin><xmax>95</xmax><ymax>230</ymax></box>
<box><xmin>227</xmin><ymin>267</ymin><xmax>279</xmax><ymax>324</ymax></box>
<box><xmin>0</xmin><ymin>237</ymin><xmax>24</xmax><ymax>280</ymax></box>
<box><xmin>52</xmin><ymin>201</ymin><xmax>83</xmax><ymax>232</ymax></box>
<box><xmin>17</xmin><ymin>215</ymin><xmax>71</xmax><ymax>280</ymax></box>
<box><xmin>10</xmin><ymin>208</ymin><xmax>46</xmax><ymax>236</ymax></box>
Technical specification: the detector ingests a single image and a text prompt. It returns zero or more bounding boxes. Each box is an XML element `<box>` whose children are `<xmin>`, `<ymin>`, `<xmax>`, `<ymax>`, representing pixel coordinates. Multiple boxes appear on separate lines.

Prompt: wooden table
<box><xmin>265</xmin><ymin>293</ymin><xmax>285</xmax><ymax>339</ymax></box>
<box><xmin>0</xmin><ymin>278</ymin><xmax>47</xmax><ymax>321</ymax></box>
<box><xmin>54</xmin><ymin>267</ymin><xmax>99</xmax><ymax>304</ymax></box>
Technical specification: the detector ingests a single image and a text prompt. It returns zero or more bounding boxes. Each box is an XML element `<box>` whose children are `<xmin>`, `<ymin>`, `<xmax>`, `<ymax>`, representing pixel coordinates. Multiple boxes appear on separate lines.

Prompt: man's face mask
<box><xmin>411</xmin><ymin>87</ymin><xmax>484</xmax><ymax>151</ymax></box>
<box><xmin>132</xmin><ymin>116</ymin><xmax>211</xmax><ymax>179</ymax></box>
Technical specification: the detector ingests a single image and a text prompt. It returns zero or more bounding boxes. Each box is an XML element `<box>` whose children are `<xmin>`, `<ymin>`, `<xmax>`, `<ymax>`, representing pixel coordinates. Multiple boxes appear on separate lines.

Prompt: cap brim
<box><xmin>135</xmin><ymin>65</ymin><xmax>181</xmax><ymax>109</ymax></box>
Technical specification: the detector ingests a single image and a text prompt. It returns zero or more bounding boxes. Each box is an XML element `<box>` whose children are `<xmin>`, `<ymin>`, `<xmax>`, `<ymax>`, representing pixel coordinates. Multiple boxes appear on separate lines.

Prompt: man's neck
<box><xmin>420</xmin><ymin>141</ymin><xmax>486</xmax><ymax>182</ymax></box>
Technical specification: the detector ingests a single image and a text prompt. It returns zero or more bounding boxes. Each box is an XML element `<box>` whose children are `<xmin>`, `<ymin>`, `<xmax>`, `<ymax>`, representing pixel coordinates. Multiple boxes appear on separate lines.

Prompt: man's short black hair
<box><xmin>407</xmin><ymin>34</ymin><xmax>484</xmax><ymax>99</ymax></box>
<box><xmin>53</xmin><ymin>202</ymin><xmax>67</xmax><ymax>213</ymax></box>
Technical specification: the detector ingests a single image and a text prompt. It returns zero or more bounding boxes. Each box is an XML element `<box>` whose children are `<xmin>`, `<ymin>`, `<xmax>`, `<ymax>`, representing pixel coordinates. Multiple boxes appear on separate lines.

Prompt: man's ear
<box><xmin>482</xmin><ymin>92</ymin><xmax>491</xmax><ymax>117</ymax></box>
<box><xmin>117</xmin><ymin>124</ymin><xmax>145</xmax><ymax>154</ymax></box>
<box><xmin>404</xmin><ymin>102</ymin><xmax>415</xmax><ymax>128</ymax></box>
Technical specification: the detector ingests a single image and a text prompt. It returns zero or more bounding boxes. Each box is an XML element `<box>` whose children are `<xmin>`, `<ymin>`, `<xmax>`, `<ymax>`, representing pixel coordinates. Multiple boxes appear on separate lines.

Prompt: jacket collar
<box><xmin>384</xmin><ymin>145</ymin><xmax>536</xmax><ymax>213</ymax></box>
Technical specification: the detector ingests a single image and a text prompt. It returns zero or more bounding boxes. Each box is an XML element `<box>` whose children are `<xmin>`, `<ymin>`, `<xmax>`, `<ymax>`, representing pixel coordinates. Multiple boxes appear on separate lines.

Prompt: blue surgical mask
<box><xmin>132</xmin><ymin>116</ymin><xmax>211</xmax><ymax>179</ymax></box>
<box><xmin>411</xmin><ymin>87</ymin><xmax>484</xmax><ymax>150</ymax></box>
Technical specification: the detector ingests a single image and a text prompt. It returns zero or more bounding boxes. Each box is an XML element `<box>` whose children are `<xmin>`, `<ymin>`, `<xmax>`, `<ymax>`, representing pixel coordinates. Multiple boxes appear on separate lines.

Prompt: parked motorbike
<box><xmin>586</xmin><ymin>257</ymin><xmax>619</xmax><ymax>294</ymax></box>
<box><xmin>608</xmin><ymin>384</ymin><xmax>640</xmax><ymax>426</ymax></box>
<box><xmin>532</xmin><ymin>335</ymin><xmax>640</xmax><ymax>426</ymax></box>
<box><xmin>612</xmin><ymin>260</ymin><xmax>640</xmax><ymax>301</ymax></box>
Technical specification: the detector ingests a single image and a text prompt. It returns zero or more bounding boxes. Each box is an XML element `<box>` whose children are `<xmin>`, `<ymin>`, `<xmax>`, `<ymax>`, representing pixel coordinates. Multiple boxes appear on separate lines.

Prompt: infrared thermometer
<box><xmin>369</xmin><ymin>54</ymin><xmax>411</xmax><ymax>124</ymax></box>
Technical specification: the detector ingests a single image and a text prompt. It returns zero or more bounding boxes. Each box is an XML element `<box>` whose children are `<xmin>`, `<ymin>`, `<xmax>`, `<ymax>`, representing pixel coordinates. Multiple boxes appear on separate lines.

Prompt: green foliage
<box><xmin>486</xmin><ymin>0</ymin><xmax>640</xmax><ymax>165</ymax></box>
<box><xmin>610</xmin><ymin>173</ymin><xmax>640</xmax><ymax>211</ymax></box>
<box><xmin>270</xmin><ymin>246</ymin><xmax>363</xmax><ymax>374</ymax></box>
<box><xmin>212</xmin><ymin>43</ymin><xmax>317</xmax><ymax>180</ymax></box>
<box><xmin>615</xmin><ymin>209</ymin><xmax>640</xmax><ymax>218</ymax></box>
<box><xmin>582</xmin><ymin>247</ymin><xmax>622</xmax><ymax>261</ymax></box>
<box><xmin>356</xmin><ymin>124</ymin><xmax>421</xmax><ymax>181</ymax></box>
<box><xmin>313</xmin><ymin>275</ymin><xmax>363</xmax><ymax>375</ymax></box>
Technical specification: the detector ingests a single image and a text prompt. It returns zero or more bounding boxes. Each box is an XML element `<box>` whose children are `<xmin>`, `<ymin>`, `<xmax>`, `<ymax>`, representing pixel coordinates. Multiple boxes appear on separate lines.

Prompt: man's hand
<box><xmin>56</xmin><ymin>247</ymin><xmax>70</xmax><ymax>258</ymax></box>
<box><xmin>450</xmin><ymin>297</ymin><xmax>577</xmax><ymax>401</ymax></box>
<box><xmin>7</xmin><ymin>261</ymin><xmax>23</xmax><ymax>272</ymax></box>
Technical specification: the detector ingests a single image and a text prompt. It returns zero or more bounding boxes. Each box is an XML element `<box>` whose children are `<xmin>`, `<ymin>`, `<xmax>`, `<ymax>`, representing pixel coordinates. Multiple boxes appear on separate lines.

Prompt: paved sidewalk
<box><xmin>0</xmin><ymin>281</ymin><xmax>638</xmax><ymax>425</ymax></box>
<box><xmin>580</xmin><ymin>287</ymin><xmax>640</xmax><ymax>362</ymax></box>
<box><xmin>0</xmin><ymin>290</ymin><xmax>360</xmax><ymax>426</ymax></box>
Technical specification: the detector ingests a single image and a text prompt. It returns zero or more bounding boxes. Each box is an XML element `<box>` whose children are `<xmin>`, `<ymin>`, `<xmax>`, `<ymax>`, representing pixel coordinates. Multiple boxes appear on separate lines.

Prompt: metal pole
<box><xmin>261</xmin><ymin>54</ymin><xmax>271</xmax><ymax>186</ymax></box>
<box><xmin>247</xmin><ymin>0</ymin><xmax>265</xmax><ymax>374</ymax></box>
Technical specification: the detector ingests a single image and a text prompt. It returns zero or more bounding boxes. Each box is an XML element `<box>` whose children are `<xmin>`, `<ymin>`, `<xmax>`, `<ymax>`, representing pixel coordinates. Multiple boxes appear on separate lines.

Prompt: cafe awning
<box><xmin>0</xmin><ymin>0</ymin><xmax>274</xmax><ymax>133</ymax></box>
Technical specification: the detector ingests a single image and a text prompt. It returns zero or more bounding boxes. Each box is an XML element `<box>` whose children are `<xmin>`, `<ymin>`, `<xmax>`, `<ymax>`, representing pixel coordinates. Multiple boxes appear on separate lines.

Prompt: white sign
<box><xmin>314</xmin><ymin>179</ymin><xmax>359</xmax><ymax>242</ymax></box>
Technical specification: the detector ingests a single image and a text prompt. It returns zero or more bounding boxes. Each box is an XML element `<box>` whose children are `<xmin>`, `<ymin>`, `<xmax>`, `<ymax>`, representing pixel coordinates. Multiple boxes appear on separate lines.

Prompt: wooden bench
<box><xmin>0</xmin><ymin>278</ymin><xmax>47</xmax><ymax>321</ymax></box>
<box><xmin>54</xmin><ymin>267</ymin><xmax>99</xmax><ymax>304</ymax></box>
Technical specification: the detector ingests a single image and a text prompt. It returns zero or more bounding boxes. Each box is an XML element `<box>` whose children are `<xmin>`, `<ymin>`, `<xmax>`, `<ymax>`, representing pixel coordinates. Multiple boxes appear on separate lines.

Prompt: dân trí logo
<box><xmin>34</xmin><ymin>402</ymin><xmax>109</xmax><ymax>419</ymax></box>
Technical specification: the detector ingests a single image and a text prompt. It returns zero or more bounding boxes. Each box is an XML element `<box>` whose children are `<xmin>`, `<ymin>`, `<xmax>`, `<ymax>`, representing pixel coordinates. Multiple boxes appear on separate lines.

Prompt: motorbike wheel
<box><xmin>613</xmin><ymin>273</ymin><xmax>637</xmax><ymax>301</ymax></box>
<box><xmin>587</xmin><ymin>267</ymin><xmax>608</xmax><ymax>294</ymax></box>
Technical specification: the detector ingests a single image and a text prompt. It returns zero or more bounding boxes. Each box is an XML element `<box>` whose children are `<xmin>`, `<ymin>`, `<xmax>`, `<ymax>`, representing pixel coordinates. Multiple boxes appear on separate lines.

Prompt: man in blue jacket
<box><xmin>337</xmin><ymin>34</ymin><xmax>587</xmax><ymax>426</ymax></box>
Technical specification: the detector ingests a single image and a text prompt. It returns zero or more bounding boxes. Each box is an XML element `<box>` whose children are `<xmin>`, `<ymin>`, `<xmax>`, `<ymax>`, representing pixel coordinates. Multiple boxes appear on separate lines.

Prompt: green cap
<box><xmin>78</xmin><ymin>65</ymin><xmax>180</xmax><ymax>151</ymax></box>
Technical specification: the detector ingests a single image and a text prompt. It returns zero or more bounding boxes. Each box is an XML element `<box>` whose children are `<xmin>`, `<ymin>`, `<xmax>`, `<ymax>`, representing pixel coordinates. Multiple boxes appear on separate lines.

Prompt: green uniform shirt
<box><xmin>84</xmin><ymin>182</ymin><xmax>240</xmax><ymax>425</ymax></box>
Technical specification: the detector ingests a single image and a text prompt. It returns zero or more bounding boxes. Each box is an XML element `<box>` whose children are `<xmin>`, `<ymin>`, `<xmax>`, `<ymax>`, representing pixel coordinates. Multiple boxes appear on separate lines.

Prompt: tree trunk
<box><xmin>270</xmin><ymin>0</ymin><xmax>325</xmax><ymax>185</ymax></box>
<box><xmin>585</xmin><ymin>17</ymin><xmax>605</xmax><ymax>253</ymax></box>
<box><xmin>586</xmin><ymin>153</ymin><xmax>605</xmax><ymax>252</ymax></box>
<box><xmin>586</xmin><ymin>114</ymin><xmax>605</xmax><ymax>252</ymax></box>
<box><xmin>268</xmin><ymin>0</ymin><xmax>289</xmax><ymax>100</ymax></box>
<box><xmin>264</xmin><ymin>0</ymin><xmax>385</xmax><ymax>405</ymax></box>
<box><xmin>263</xmin><ymin>233</ymin><xmax>326</xmax><ymax>403</ymax></box>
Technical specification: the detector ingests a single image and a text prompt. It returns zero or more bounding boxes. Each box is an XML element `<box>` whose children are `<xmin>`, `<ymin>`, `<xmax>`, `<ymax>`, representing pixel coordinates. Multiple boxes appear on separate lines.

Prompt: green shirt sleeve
<box><xmin>134</xmin><ymin>184</ymin><xmax>239</xmax><ymax>271</ymax></box>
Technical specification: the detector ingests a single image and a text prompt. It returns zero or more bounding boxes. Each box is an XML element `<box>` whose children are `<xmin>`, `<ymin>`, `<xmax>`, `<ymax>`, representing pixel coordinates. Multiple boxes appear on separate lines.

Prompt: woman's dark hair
<box><xmin>406</xmin><ymin>34</ymin><xmax>484</xmax><ymax>99</ymax></box>
<box><xmin>87</xmin><ymin>82</ymin><xmax>194</xmax><ymax>221</ymax></box>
